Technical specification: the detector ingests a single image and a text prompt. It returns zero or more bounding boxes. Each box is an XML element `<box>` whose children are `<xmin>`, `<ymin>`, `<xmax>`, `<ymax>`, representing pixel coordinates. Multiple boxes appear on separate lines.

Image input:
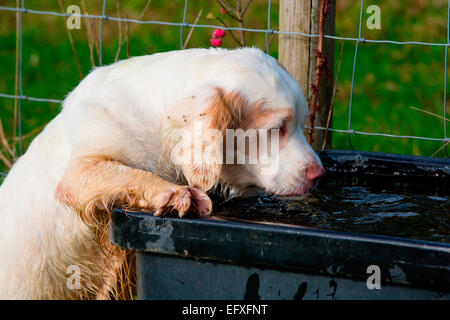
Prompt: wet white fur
<box><xmin>0</xmin><ymin>48</ymin><xmax>321</xmax><ymax>299</ymax></box>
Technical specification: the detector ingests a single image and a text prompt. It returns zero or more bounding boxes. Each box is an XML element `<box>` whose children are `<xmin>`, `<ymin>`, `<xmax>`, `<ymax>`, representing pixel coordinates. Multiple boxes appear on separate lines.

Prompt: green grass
<box><xmin>332</xmin><ymin>0</ymin><xmax>449</xmax><ymax>156</ymax></box>
<box><xmin>0</xmin><ymin>0</ymin><xmax>449</xmax><ymax>174</ymax></box>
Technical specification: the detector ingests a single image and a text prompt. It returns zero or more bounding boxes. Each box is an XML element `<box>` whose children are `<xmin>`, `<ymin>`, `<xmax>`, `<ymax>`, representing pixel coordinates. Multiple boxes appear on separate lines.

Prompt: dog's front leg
<box><xmin>56</xmin><ymin>156</ymin><xmax>213</xmax><ymax>218</ymax></box>
<box><xmin>55</xmin><ymin>156</ymin><xmax>212</xmax><ymax>300</ymax></box>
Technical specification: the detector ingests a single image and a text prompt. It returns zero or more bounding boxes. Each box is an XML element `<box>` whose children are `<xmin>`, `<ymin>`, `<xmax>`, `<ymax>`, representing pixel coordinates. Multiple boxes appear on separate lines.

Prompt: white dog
<box><xmin>0</xmin><ymin>48</ymin><xmax>324</xmax><ymax>299</ymax></box>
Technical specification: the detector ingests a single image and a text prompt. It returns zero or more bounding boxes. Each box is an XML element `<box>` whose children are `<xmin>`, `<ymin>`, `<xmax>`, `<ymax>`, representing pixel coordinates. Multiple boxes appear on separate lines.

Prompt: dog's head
<box><xmin>164</xmin><ymin>49</ymin><xmax>325</xmax><ymax>196</ymax></box>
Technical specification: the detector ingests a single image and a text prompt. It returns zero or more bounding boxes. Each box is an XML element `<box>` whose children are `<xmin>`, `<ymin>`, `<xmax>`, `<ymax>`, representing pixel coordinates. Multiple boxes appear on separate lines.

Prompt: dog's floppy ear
<box><xmin>166</xmin><ymin>88</ymin><xmax>244</xmax><ymax>191</ymax></box>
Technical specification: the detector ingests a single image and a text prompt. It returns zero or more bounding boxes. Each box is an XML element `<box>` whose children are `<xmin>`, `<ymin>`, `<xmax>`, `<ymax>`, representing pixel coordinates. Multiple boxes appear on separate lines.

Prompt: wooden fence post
<box><xmin>279</xmin><ymin>0</ymin><xmax>335</xmax><ymax>150</ymax></box>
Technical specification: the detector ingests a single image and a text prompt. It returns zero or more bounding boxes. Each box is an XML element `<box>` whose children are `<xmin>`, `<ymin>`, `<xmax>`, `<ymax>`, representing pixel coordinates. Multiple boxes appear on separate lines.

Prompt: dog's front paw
<box><xmin>147</xmin><ymin>185</ymin><xmax>212</xmax><ymax>218</ymax></box>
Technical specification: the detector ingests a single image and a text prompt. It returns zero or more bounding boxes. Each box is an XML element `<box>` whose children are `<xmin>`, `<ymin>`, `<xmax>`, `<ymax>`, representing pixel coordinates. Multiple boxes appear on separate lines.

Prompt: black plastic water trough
<box><xmin>111</xmin><ymin>150</ymin><xmax>450</xmax><ymax>300</ymax></box>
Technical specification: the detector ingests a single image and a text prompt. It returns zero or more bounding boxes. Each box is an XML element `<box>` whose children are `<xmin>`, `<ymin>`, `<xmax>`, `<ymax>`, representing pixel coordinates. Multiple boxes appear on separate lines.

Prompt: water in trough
<box><xmin>212</xmin><ymin>175</ymin><xmax>450</xmax><ymax>243</ymax></box>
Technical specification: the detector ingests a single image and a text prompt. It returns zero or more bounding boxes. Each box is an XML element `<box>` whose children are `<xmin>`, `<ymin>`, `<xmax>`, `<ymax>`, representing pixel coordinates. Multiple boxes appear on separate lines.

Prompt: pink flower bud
<box><xmin>213</xmin><ymin>29</ymin><xmax>226</xmax><ymax>38</ymax></box>
<box><xmin>221</xmin><ymin>8</ymin><xmax>226</xmax><ymax>14</ymax></box>
<box><xmin>210</xmin><ymin>38</ymin><xmax>222</xmax><ymax>47</ymax></box>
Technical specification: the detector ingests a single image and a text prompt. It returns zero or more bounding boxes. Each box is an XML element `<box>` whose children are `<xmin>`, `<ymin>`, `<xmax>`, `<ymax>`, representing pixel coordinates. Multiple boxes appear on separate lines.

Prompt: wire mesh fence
<box><xmin>0</xmin><ymin>0</ymin><xmax>449</xmax><ymax>178</ymax></box>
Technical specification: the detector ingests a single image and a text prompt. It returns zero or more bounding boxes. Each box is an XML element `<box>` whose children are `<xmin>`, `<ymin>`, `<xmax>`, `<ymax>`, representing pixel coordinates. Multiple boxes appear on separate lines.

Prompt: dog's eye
<box><xmin>270</xmin><ymin>121</ymin><xmax>288</xmax><ymax>138</ymax></box>
<box><xmin>279</xmin><ymin>121</ymin><xmax>287</xmax><ymax>137</ymax></box>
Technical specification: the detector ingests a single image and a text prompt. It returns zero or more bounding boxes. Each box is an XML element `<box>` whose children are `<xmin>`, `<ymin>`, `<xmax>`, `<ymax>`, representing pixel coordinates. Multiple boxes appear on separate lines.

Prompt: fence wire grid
<box><xmin>0</xmin><ymin>0</ymin><xmax>449</xmax><ymax>178</ymax></box>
